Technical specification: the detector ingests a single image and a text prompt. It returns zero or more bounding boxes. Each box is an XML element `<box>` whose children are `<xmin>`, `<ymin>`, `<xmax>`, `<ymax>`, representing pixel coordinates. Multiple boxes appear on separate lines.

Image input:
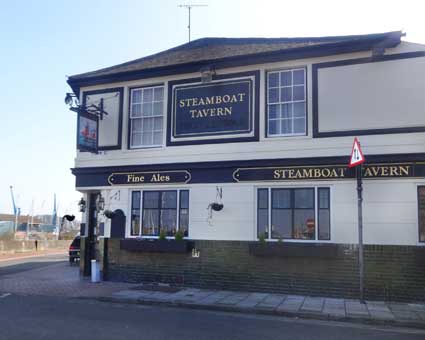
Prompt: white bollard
<box><xmin>91</xmin><ymin>259</ymin><xmax>100</xmax><ymax>283</ymax></box>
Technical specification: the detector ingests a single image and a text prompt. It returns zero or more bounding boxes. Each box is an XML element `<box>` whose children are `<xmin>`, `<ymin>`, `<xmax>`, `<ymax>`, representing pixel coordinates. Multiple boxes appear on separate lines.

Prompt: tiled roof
<box><xmin>67</xmin><ymin>31</ymin><xmax>402</xmax><ymax>92</ymax></box>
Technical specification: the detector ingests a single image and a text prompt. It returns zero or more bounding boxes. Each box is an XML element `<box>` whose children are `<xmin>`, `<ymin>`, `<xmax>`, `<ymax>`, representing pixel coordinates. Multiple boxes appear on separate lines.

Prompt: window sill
<box><xmin>248</xmin><ymin>242</ymin><xmax>339</xmax><ymax>258</ymax></box>
<box><xmin>120</xmin><ymin>238</ymin><xmax>193</xmax><ymax>253</ymax></box>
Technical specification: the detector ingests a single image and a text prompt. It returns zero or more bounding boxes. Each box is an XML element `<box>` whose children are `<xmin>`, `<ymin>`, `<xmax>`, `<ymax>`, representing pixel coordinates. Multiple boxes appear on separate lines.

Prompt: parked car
<box><xmin>69</xmin><ymin>236</ymin><xmax>80</xmax><ymax>265</ymax></box>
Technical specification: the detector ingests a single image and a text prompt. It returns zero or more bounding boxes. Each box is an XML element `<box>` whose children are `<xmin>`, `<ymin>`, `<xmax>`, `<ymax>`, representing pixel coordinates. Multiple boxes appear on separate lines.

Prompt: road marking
<box><xmin>0</xmin><ymin>293</ymin><xmax>11</xmax><ymax>299</ymax></box>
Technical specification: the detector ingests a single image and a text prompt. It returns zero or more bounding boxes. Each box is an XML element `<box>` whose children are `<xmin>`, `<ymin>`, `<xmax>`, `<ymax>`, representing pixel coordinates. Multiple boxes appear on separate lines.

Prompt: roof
<box><xmin>68</xmin><ymin>31</ymin><xmax>403</xmax><ymax>93</ymax></box>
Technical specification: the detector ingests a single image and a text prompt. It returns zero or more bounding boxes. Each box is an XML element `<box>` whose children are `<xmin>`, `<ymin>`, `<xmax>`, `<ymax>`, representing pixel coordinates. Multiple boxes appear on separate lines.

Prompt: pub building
<box><xmin>67</xmin><ymin>31</ymin><xmax>425</xmax><ymax>301</ymax></box>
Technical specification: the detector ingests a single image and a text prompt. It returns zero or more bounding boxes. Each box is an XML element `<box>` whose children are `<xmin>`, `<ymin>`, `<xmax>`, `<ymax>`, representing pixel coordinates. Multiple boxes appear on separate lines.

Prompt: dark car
<box><xmin>69</xmin><ymin>236</ymin><xmax>80</xmax><ymax>265</ymax></box>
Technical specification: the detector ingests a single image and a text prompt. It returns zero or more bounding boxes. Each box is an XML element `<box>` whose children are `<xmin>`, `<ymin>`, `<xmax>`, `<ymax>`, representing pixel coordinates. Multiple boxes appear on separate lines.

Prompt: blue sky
<box><xmin>0</xmin><ymin>0</ymin><xmax>424</xmax><ymax>217</ymax></box>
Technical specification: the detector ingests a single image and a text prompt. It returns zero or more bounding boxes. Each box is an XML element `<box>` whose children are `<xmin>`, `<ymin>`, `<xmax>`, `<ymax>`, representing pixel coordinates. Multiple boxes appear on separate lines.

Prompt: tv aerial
<box><xmin>178</xmin><ymin>4</ymin><xmax>208</xmax><ymax>42</ymax></box>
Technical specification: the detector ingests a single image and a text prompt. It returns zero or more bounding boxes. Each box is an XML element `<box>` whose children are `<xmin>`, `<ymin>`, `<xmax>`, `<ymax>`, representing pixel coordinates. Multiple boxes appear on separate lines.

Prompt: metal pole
<box><xmin>188</xmin><ymin>6</ymin><xmax>191</xmax><ymax>42</ymax></box>
<box><xmin>357</xmin><ymin>164</ymin><xmax>365</xmax><ymax>303</ymax></box>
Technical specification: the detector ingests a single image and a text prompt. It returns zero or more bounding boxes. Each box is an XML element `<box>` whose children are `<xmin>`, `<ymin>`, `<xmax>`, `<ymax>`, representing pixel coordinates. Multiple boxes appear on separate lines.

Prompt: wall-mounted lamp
<box><xmin>78</xmin><ymin>197</ymin><xmax>86</xmax><ymax>213</ymax></box>
<box><xmin>200</xmin><ymin>66</ymin><xmax>215</xmax><ymax>83</ymax></box>
<box><xmin>103</xmin><ymin>210</ymin><xmax>115</xmax><ymax>219</ymax></box>
<box><xmin>96</xmin><ymin>195</ymin><xmax>105</xmax><ymax>212</ymax></box>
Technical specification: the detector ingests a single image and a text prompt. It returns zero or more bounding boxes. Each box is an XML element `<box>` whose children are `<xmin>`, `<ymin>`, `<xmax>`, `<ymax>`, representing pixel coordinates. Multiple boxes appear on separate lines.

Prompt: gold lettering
<box><xmin>215</xmin><ymin>96</ymin><xmax>222</xmax><ymax>104</ymax></box>
<box><xmin>224</xmin><ymin>107</ymin><xmax>232</xmax><ymax>115</ymax></box>
<box><xmin>399</xmin><ymin>166</ymin><xmax>410</xmax><ymax>176</ymax></box>
<box><xmin>288</xmin><ymin>169</ymin><xmax>295</xmax><ymax>178</ymax></box>
<box><xmin>274</xmin><ymin>170</ymin><xmax>281</xmax><ymax>179</ymax></box>
<box><xmin>390</xmin><ymin>166</ymin><xmax>398</xmax><ymax>176</ymax></box>
<box><xmin>338</xmin><ymin>168</ymin><xmax>346</xmax><ymax>177</ymax></box>
<box><xmin>222</xmin><ymin>95</ymin><xmax>230</xmax><ymax>103</ymax></box>
<box><xmin>314</xmin><ymin>169</ymin><xmax>321</xmax><ymax>178</ymax></box>
<box><xmin>302</xmin><ymin>169</ymin><xmax>313</xmax><ymax>178</ymax></box>
<box><xmin>179</xmin><ymin>100</ymin><xmax>185</xmax><ymax>108</ymax></box>
<box><xmin>322</xmin><ymin>168</ymin><xmax>331</xmax><ymax>177</ymax></box>
<box><xmin>381</xmin><ymin>167</ymin><xmax>389</xmax><ymax>176</ymax></box>
<box><xmin>363</xmin><ymin>167</ymin><xmax>373</xmax><ymax>177</ymax></box>
<box><xmin>238</xmin><ymin>93</ymin><xmax>246</xmax><ymax>101</ymax></box>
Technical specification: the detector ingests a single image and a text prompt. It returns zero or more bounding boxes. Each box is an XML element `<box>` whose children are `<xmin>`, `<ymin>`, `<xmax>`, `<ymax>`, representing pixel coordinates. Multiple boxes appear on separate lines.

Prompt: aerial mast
<box><xmin>178</xmin><ymin>4</ymin><xmax>208</xmax><ymax>42</ymax></box>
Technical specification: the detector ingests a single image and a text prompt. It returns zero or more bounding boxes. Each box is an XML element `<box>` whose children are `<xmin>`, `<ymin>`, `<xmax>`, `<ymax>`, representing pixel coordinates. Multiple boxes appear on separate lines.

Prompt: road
<box><xmin>0</xmin><ymin>254</ymin><xmax>424</xmax><ymax>339</ymax></box>
<box><xmin>0</xmin><ymin>253</ymin><xmax>67</xmax><ymax>276</ymax></box>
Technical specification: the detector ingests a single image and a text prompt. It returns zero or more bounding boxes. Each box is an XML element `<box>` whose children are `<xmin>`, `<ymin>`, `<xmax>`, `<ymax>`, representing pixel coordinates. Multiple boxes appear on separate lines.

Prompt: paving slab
<box><xmin>301</xmin><ymin>296</ymin><xmax>325</xmax><ymax>313</ymax></box>
<box><xmin>197</xmin><ymin>290</ymin><xmax>234</xmax><ymax>305</ymax></box>
<box><xmin>256</xmin><ymin>294</ymin><xmax>286</xmax><ymax>310</ymax></box>
<box><xmin>345</xmin><ymin>300</ymin><xmax>370</xmax><ymax>317</ymax></box>
<box><xmin>216</xmin><ymin>292</ymin><xmax>250</xmax><ymax>306</ymax></box>
<box><xmin>276</xmin><ymin>295</ymin><xmax>305</xmax><ymax>312</ymax></box>
<box><xmin>323</xmin><ymin>298</ymin><xmax>346</xmax><ymax>317</ymax></box>
<box><xmin>235</xmin><ymin>293</ymin><xmax>268</xmax><ymax>308</ymax></box>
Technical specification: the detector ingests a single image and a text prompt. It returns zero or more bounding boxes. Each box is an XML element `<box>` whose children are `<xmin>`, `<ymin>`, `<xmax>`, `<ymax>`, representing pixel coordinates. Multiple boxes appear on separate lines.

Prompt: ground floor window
<box><xmin>418</xmin><ymin>186</ymin><xmax>425</xmax><ymax>242</ymax></box>
<box><xmin>130</xmin><ymin>189</ymin><xmax>189</xmax><ymax>237</ymax></box>
<box><xmin>257</xmin><ymin>187</ymin><xmax>330</xmax><ymax>241</ymax></box>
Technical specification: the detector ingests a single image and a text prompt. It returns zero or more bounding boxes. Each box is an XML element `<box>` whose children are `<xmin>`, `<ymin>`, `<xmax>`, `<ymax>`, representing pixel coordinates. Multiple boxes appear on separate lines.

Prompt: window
<box><xmin>257</xmin><ymin>187</ymin><xmax>330</xmax><ymax>241</ymax></box>
<box><xmin>130</xmin><ymin>86</ymin><xmax>164</xmax><ymax>148</ymax></box>
<box><xmin>130</xmin><ymin>190</ymin><xmax>189</xmax><ymax>237</ymax></box>
<box><xmin>418</xmin><ymin>186</ymin><xmax>425</xmax><ymax>242</ymax></box>
<box><xmin>267</xmin><ymin>68</ymin><xmax>306</xmax><ymax>137</ymax></box>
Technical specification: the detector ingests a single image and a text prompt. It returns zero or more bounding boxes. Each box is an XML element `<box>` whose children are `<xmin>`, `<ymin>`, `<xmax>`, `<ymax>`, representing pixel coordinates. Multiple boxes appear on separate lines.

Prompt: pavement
<box><xmin>1</xmin><ymin>253</ymin><xmax>425</xmax><ymax>330</ymax></box>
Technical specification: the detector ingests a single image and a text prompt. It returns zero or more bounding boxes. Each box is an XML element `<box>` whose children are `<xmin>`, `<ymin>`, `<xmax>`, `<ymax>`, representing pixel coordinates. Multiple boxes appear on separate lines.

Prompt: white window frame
<box><xmin>128</xmin><ymin>188</ymin><xmax>189</xmax><ymax>239</ymax></box>
<box><xmin>129</xmin><ymin>85</ymin><xmax>164</xmax><ymax>148</ymax></box>
<box><xmin>256</xmin><ymin>186</ymin><xmax>331</xmax><ymax>242</ymax></box>
<box><xmin>266</xmin><ymin>67</ymin><xmax>307</xmax><ymax>137</ymax></box>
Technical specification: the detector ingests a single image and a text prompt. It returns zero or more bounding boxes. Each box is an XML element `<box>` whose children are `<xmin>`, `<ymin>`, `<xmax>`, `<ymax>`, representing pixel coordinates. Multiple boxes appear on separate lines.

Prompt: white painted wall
<box><xmin>88</xmin><ymin>177</ymin><xmax>425</xmax><ymax>245</ymax></box>
<box><xmin>318</xmin><ymin>56</ymin><xmax>425</xmax><ymax>132</ymax></box>
<box><xmin>74</xmin><ymin>41</ymin><xmax>425</xmax><ymax>169</ymax></box>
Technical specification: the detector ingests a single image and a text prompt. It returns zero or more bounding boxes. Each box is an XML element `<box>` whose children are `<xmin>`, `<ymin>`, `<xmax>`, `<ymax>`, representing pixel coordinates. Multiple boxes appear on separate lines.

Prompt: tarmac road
<box><xmin>0</xmin><ymin>294</ymin><xmax>424</xmax><ymax>340</ymax></box>
<box><xmin>0</xmin><ymin>253</ymin><xmax>67</xmax><ymax>276</ymax></box>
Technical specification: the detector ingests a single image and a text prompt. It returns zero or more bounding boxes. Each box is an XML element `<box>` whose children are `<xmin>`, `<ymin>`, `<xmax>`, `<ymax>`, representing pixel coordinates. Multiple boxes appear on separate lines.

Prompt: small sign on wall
<box><xmin>77</xmin><ymin>112</ymin><xmax>98</xmax><ymax>153</ymax></box>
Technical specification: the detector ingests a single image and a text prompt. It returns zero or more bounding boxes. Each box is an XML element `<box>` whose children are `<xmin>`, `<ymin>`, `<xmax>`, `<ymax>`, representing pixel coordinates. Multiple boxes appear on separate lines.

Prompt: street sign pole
<box><xmin>357</xmin><ymin>164</ymin><xmax>365</xmax><ymax>303</ymax></box>
<box><xmin>348</xmin><ymin>137</ymin><xmax>366</xmax><ymax>303</ymax></box>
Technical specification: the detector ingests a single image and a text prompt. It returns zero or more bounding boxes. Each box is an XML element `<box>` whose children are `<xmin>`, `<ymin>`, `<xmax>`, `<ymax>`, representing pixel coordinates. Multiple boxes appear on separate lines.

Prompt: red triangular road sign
<box><xmin>348</xmin><ymin>137</ymin><xmax>365</xmax><ymax>168</ymax></box>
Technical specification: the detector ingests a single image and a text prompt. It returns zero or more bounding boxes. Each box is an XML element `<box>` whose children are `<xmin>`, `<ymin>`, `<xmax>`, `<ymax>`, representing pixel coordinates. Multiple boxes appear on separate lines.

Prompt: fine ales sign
<box><xmin>172</xmin><ymin>78</ymin><xmax>253</xmax><ymax>138</ymax></box>
<box><xmin>233</xmin><ymin>164</ymin><xmax>415</xmax><ymax>182</ymax></box>
<box><xmin>108</xmin><ymin>171</ymin><xmax>191</xmax><ymax>186</ymax></box>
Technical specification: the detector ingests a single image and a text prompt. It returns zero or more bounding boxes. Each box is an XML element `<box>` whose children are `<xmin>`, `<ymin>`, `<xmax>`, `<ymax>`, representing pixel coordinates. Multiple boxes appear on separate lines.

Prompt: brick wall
<box><xmin>106</xmin><ymin>240</ymin><xmax>425</xmax><ymax>302</ymax></box>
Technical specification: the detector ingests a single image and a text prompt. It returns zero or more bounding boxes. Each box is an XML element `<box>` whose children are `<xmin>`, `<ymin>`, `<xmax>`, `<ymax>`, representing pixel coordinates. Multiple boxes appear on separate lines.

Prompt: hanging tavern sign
<box><xmin>233</xmin><ymin>164</ymin><xmax>420</xmax><ymax>182</ymax></box>
<box><xmin>108</xmin><ymin>171</ymin><xmax>191</xmax><ymax>185</ymax></box>
<box><xmin>171</xmin><ymin>76</ymin><xmax>254</xmax><ymax>140</ymax></box>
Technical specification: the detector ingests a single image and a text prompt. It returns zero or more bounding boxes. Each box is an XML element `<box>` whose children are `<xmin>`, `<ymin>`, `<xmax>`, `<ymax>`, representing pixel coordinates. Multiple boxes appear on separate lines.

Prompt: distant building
<box><xmin>67</xmin><ymin>31</ymin><xmax>425</xmax><ymax>301</ymax></box>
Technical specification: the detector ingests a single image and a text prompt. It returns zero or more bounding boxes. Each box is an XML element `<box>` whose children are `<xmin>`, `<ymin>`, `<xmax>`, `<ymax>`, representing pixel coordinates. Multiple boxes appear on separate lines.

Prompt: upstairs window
<box><xmin>130</xmin><ymin>86</ymin><xmax>164</xmax><ymax>148</ymax></box>
<box><xmin>267</xmin><ymin>68</ymin><xmax>306</xmax><ymax>137</ymax></box>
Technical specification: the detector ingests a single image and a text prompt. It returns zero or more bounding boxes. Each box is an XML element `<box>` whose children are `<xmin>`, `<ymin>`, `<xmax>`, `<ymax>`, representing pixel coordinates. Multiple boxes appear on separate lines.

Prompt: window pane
<box><xmin>179</xmin><ymin>209</ymin><xmax>189</xmax><ymax>237</ymax></box>
<box><xmin>281</xmin><ymin>119</ymin><xmax>292</xmax><ymax>134</ymax></box>
<box><xmin>280</xmin><ymin>71</ymin><xmax>292</xmax><ymax>86</ymax></box>
<box><xmin>272</xmin><ymin>189</ymin><xmax>291</xmax><ymax>208</ymax></box>
<box><xmin>268</xmin><ymin>72</ymin><xmax>279</xmax><ymax>87</ymax></box>
<box><xmin>153</xmin><ymin>132</ymin><xmax>162</xmax><ymax>145</ymax></box>
<box><xmin>418</xmin><ymin>186</ymin><xmax>425</xmax><ymax>242</ymax></box>
<box><xmin>293</xmin><ymin>85</ymin><xmax>305</xmax><ymax>101</ymax></box>
<box><xmin>281</xmin><ymin>103</ymin><xmax>292</xmax><ymax>118</ymax></box>
<box><xmin>293</xmin><ymin>118</ymin><xmax>306</xmax><ymax>134</ymax></box>
<box><xmin>132</xmin><ymin>118</ymin><xmax>142</xmax><ymax>133</ymax></box>
<box><xmin>293</xmin><ymin>102</ymin><xmax>305</xmax><ymax>118</ymax></box>
<box><xmin>318</xmin><ymin>188</ymin><xmax>330</xmax><ymax>209</ymax></box>
<box><xmin>154</xmin><ymin>87</ymin><xmax>164</xmax><ymax>101</ymax></box>
<box><xmin>143</xmin><ymin>191</ymin><xmax>159</xmax><ymax>208</ymax></box>
<box><xmin>161</xmin><ymin>191</ymin><xmax>177</xmax><ymax>208</ymax></box>
<box><xmin>268</xmin><ymin>88</ymin><xmax>279</xmax><ymax>103</ymax></box>
<box><xmin>132</xmin><ymin>89</ymin><xmax>142</xmax><ymax>103</ymax></box>
<box><xmin>271</xmin><ymin>209</ymin><xmax>292</xmax><ymax>238</ymax></box>
<box><xmin>142</xmin><ymin>102</ymin><xmax>153</xmax><ymax>117</ymax></box>
<box><xmin>131</xmin><ymin>104</ymin><xmax>142</xmax><ymax>117</ymax></box>
<box><xmin>258</xmin><ymin>189</ymin><xmax>268</xmax><ymax>209</ymax></box>
<box><xmin>268</xmin><ymin>120</ymin><xmax>279</xmax><ymax>135</ymax></box>
<box><xmin>131</xmin><ymin>191</ymin><xmax>141</xmax><ymax>236</ymax></box>
<box><xmin>153</xmin><ymin>102</ymin><xmax>163</xmax><ymax>116</ymax></box>
<box><xmin>142</xmin><ymin>132</ymin><xmax>152</xmax><ymax>145</ymax></box>
<box><xmin>154</xmin><ymin>117</ymin><xmax>163</xmax><ymax>131</ymax></box>
<box><xmin>180</xmin><ymin>190</ymin><xmax>189</xmax><ymax>209</ymax></box>
<box><xmin>132</xmin><ymin>191</ymin><xmax>141</xmax><ymax>209</ymax></box>
<box><xmin>142</xmin><ymin>117</ymin><xmax>154</xmax><ymax>132</ymax></box>
<box><xmin>258</xmin><ymin>209</ymin><xmax>269</xmax><ymax>238</ymax></box>
<box><xmin>142</xmin><ymin>209</ymin><xmax>159</xmax><ymax>236</ymax></box>
<box><xmin>143</xmin><ymin>88</ymin><xmax>153</xmax><ymax>102</ymax></box>
<box><xmin>131</xmin><ymin>133</ymin><xmax>142</xmax><ymax>146</ymax></box>
<box><xmin>293</xmin><ymin>209</ymin><xmax>315</xmax><ymax>239</ymax></box>
<box><xmin>318</xmin><ymin>210</ymin><xmax>330</xmax><ymax>240</ymax></box>
<box><xmin>268</xmin><ymin>104</ymin><xmax>279</xmax><ymax>119</ymax></box>
<box><xmin>293</xmin><ymin>69</ymin><xmax>305</xmax><ymax>85</ymax></box>
<box><xmin>281</xmin><ymin>87</ymin><xmax>292</xmax><ymax>102</ymax></box>
<box><xmin>294</xmin><ymin>189</ymin><xmax>314</xmax><ymax>208</ymax></box>
<box><xmin>160</xmin><ymin>209</ymin><xmax>177</xmax><ymax>236</ymax></box>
